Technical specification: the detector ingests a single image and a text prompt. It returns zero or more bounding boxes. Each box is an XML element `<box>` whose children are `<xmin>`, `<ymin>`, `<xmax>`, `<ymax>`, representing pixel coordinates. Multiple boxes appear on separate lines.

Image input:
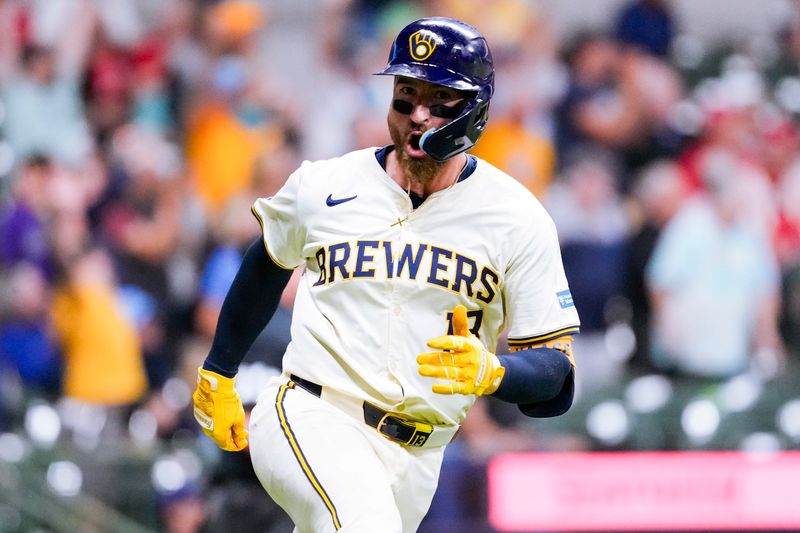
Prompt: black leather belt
<box><xmin>289</xmin><ymin>374</ymin><xmax>433</xmax><ymax>447</ymax></box>
<box><xmin>290</xmin><ymin>374</ymin><xmax>322</xmax><ymax>397</ymax></box>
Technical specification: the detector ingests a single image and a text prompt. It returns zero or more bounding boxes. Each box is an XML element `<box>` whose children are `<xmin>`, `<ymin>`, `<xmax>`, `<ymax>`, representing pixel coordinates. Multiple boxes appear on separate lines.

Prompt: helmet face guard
<box><xmin>420</xmin><ymin>91</ymin><xmax>490</xmax><ymax>161</ymax></box>
<box><xmin>376</xmin><ymin>17</ymin><xmax>494</xmax><ymax>161</ymax></box>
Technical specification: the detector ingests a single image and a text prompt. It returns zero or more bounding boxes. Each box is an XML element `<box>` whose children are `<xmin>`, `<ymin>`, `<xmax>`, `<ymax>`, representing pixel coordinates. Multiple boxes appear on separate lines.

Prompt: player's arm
<box><xmin>202</xmin><ymin>237</ymin><xmax>293</xmax><ymax>376</ymax></box>
<box><xmin>493</xmin><ymin>335</ymin><xmax>576</xmax><ymax>417</ymax></box>
<box><xmin>193</xmin><ymin>237</ymin><xmax>293</xmax><ymax>451</ymax></box>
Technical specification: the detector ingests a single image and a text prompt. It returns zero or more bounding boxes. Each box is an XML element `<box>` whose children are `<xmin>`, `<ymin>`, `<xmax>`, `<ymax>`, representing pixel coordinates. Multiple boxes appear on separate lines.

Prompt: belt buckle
<box><xmin>377</xmin><ymin>412</ymin><xmax>433</xmax><ymax>448</ymax></box>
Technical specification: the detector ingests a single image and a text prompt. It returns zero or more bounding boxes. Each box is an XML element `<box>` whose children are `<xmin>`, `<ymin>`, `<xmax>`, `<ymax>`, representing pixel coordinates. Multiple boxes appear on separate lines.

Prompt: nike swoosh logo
<box><xmin>326</xmin><ymin>194</ymin><xmax>357</xmax><ymax>207</ymax></box>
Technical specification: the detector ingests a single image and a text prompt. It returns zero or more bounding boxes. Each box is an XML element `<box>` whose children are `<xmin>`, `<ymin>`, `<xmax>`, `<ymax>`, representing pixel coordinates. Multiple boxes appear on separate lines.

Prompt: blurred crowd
<box><xmin>2</xmin><ymin>0</ymin><xmax>800</xmax><ymax>531</ymax></box>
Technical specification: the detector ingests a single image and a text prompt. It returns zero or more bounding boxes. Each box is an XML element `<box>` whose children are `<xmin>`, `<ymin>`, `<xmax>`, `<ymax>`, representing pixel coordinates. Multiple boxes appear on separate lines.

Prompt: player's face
<box><xmin>388</xmin><ymin>77</ymin><xmax>467</xmax><ymax>181</ymax></box>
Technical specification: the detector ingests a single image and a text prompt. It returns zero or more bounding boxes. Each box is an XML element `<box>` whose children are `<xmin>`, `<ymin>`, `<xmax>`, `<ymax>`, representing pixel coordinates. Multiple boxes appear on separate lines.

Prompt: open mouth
<box><xmin>406</xmin><ymin>131</ymin><xmax>425</xmax><ymax>157</ymax></box>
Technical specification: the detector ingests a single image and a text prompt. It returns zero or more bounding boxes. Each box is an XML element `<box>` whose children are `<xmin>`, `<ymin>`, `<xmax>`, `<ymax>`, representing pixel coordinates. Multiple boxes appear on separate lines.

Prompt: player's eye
<box><xmin>397</xmin><ymin>85</ymin><xmax>415</xmax><ymax>96</ymax></box>
<box><xmin>433</xmin><ymin>89</ymin><xmax>456</xmax><ymax>100</ymax></box>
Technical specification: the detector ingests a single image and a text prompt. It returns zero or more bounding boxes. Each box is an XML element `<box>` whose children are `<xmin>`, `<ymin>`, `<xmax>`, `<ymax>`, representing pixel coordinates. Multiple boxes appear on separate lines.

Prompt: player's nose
<box><xmin>409</xmin><ymin>102</ymin><xmax>432</xmax><ymax>123</ymax></box>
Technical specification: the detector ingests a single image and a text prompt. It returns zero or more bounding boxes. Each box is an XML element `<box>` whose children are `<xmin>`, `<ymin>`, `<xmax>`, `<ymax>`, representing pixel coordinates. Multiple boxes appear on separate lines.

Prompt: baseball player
<box><xmin>192</xmin><ymin>17</ymin><xmax>580</xmax><ymax>533</ymax></box>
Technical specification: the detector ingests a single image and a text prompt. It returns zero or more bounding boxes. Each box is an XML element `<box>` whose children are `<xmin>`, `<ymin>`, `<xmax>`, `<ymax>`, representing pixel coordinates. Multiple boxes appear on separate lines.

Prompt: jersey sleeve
<box><xmin>251</xmin><ymin>167</ymin><xmax>306</xmax><ymax>269</ymax></box>
<box><xmin>504</xmin><ymin>210</ymin><xmax>580</xmax><ymax>349</ymax></box>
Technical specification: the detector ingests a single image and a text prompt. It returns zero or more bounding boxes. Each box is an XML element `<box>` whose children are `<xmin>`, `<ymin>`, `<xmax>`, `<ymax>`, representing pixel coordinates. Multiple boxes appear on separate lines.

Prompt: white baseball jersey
<box><xmin>251</xmin><ymin>146</ymin><xmax>579</xmax><ymax>426</ymax></box>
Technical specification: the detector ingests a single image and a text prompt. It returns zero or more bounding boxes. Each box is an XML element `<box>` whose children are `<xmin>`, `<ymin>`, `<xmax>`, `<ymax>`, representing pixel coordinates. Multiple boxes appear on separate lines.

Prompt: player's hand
<box><xmin>417</xmin><ymin>305</ymin><xmax>505</xmax><ymax>396</ymax></box>
<box><xmin>192</xmin><ymin>367</ymin><xmax>249</xmax><ymax>451</ymax></box>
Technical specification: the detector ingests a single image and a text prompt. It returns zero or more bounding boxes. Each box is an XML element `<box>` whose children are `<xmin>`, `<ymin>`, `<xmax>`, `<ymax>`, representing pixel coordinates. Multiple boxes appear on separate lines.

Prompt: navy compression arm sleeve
<box><xmin>202</xmin><ymin>238</ymin><xmax>293</xmax><ymax>378</ymax></box>
<box><xmin>492</xmin><ymin>348</ymin><xmax>574</xmax><ymax>416</ymax></box>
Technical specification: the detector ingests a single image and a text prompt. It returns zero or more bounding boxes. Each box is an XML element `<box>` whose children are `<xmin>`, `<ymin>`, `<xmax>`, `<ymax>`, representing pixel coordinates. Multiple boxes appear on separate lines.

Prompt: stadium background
<box><xmin>1</xmin><ymin>0</ymin><xmax>800</xmax><ymax>531</ymax></box>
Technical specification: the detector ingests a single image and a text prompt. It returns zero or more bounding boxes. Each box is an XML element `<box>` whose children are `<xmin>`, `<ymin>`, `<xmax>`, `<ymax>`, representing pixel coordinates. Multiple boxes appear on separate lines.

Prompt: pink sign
<box><xmin>488</xmin><ymin>452</ymin><xmax>800</xmax><ymax>531</ymax></box>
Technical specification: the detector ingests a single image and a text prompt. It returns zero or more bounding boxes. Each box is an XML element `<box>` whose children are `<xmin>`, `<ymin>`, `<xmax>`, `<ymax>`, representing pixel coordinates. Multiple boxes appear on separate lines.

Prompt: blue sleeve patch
<box><xmin>557</xmin><ymin>289</ymin><xmax>574</xmax><ymax>309</ymax></box>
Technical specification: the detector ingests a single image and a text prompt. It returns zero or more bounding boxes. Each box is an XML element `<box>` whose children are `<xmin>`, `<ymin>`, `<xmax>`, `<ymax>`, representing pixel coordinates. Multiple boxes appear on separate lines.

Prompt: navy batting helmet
<box><xmin>376</xmin><ymin>17</ymin><xmax>494</xmax><ymax>161</ymax></box>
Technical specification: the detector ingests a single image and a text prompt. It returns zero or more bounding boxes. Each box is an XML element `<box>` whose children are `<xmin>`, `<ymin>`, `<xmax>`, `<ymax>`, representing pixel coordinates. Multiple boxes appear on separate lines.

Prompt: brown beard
<box><xmin>387</xmin><ymin>119</ymin><xmax>444</xmax><ymax>184</ymax></box>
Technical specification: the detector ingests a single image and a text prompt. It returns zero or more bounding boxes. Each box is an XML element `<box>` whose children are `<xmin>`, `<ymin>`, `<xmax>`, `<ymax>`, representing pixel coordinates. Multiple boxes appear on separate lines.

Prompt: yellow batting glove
<box><xmin>192</xmin><ymin>367</ymin><xmax>249</xmax><ymax>451</ymax></box>
<box><xmin>417</xmin><ymin>305</ymin><xmax>505</xmax><ymax>396</ymax></box>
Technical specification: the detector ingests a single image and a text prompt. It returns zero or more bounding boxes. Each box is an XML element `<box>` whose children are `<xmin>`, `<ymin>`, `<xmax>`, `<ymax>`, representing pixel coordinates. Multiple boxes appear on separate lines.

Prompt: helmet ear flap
<box><xmin>472</xmin><ymin>99</ymin><xmax>490</xmax><ymax>129</ymax></box>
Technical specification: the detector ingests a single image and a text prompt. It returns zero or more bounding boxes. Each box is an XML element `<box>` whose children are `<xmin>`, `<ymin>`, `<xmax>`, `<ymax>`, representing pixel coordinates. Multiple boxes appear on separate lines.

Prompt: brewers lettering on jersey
<box><xmin>192</xmin><ymin>16</ymin><xmax>580</xmax><ymax>533</ymax></box>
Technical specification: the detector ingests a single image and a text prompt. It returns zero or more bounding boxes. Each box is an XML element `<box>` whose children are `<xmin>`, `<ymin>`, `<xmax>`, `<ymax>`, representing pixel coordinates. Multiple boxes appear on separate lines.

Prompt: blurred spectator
<box><xmin>646</xmin><ymin>149</ymin><xmax>784</xmax><ymax>379</ymax></box>
<box><xmin>204</xmin><ymin>0</ymin><xmax>267</xmax><ymax>55</ymax></box>
<box><xmin>471</xmin><ymin>7</ymin><xmax>566</xmax><ymax>197</ymax></box>
<box><xmin>162</xmin><ymin>0</ymin><xmax>209</xmax><ymax>101</ymax></box>
<box><xmin>546</xmin><ymin>151</ymin><xmax>630</xmax><ymax>331</ymax></box>
<box><xmin>202</xmin><ymin>448</ymin><xmax>293</xmax><ymax>532</ymax></box>
<box><xmin>765</xmin><ymin>4</ymin><xmax>800</xmax><ymax>117</ymax></box>
<box><xmin>161</xmin><ymin>494</ymin><xmax>206</xmax><ymax>533</ymax></box>
<box><xmin>679</xmin><ymin>64</ymin><xmax>778</xmax><ymax>237</ymax></box>
<box><xmin>0</xmin><ymin>262</ymin><xmax>60</xmax><ymax>395</ymax></box>
<box><xmin>97</xmin><ymin>125</ymin><xmax>187</xmax><ymax>385</ymax></box>
<box><xmin>781</xmin><ymin>260</ymin><xmax>800</xmax><ymax>358</ymax></box>
<box><xmin>470</xmin><ymin>101</ymin><xmax>555</xmax><ymax>197</ymax></box>
<box><xmin>98</xmin><ymin>39</ymin><xmax>179</xmax><ymax>139</ymax></box>
<box><xmin>185</xmin><ymin>1</ymin><xmax>291</xmax><ymax>216</ymax></box>
<box><xmin>680</xmin><ymin>61</ymin><xmax>767</xmax><ymax>190</ymax></box>
<box><xmin>303</xmin><ymin>0</ymin><xmax>392</xmax><ymax>160</ymax></box>
<box><xmin>83</xmin><ymin>36</ymin><xmax>135</xmax><ymax>146</ymax></box>
<box><xmin>82</xmin><ymin>1</ymin><xmax>199</xmax><ymax>146</ymax></box>
<box><xmin>51</xmin><ymin>241</ymin><xmax>148</xmax><ymax>406</ymax></box>
<box><xmin>545</xmin><ymin>150</ymin><xmax>630</xmax><ymax>390</ymax></box>
<box><xmin>0</xmin><ymin>154</ymin><xmax>56</xmax><ymax>279</ymax></box>
<box><xmin>759</xmin><ymin>116</ymin><xmax>800</xmax><ymax>267</ymax></box>
<box><xmin>614</xmin><ymin>0</ymin><xmax>675</xmax><ymax>58</ymax></box>
<box><xmin>185</xmin><ymin>54</ymin><xmax>286</xmax><ymax>215</ymax></box>
<box><xmin>776</xmin><ymin>161</ymin><xmax>800</xmax><ymax>353</ymax></box>
<box><xmin>759</xmin><ymin>114</ymin><xmax>799</xmax><ymax>186</ymax></box>
<box><xmin>620</xmin><ymin>47</ymin><xmax>686</xmax><ymax>171</ymax></box>
<box><xmin>623</xmin><ymin>160</ymin><xmax>689</xmax><ymax>374</ymax></box>
<box><xmin>128</xmin><ymin>41</ymin><xmax>177</xmax><ymax>136</ymax></box>
<box><xmin>0</xmin><ymin>0</ymin><xmax>96</xmax><ymax>167</ymax></box>
<box><xmin>554</xmin><ymin>32</ymin><xmax>638</xmax><ymax>167</ymax></box>
<box><xmin>555</xmin><ymin>30</ymin><xmax>684</xmax><ymax>182</ymax></box>
<box><xmin>100</xmin><ymin>125</ymin><xmax>184</xmax><ymax>280</ymax></box>
<box><xmin>437</xmin><ymin>0</ymin><xmax>532</xmax><ymax>52</ymax></box>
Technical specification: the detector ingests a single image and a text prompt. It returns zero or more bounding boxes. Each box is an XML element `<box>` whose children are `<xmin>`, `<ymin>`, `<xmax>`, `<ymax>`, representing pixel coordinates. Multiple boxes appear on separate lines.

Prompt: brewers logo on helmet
<box><xmin>409</xmin><ymin>30</ymin><xmax>437</xmax><ymax>61</ymax></box>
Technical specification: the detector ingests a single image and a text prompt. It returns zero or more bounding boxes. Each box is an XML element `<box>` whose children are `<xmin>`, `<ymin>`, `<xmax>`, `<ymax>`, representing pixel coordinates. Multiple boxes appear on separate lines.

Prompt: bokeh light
<box><xmin>586</xmin><ymin>400</ymin><xmax>630</xmax><ymax>446</ymax></box>
<box><xmin>46</xmin><ymin>461</ymin><xmax>83</xmax><ymax>497</ymax></box>
<box><xmin>24</xmin><ymin>404</ymin><xmax>61</xmax><ymax>449</ymax></box>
